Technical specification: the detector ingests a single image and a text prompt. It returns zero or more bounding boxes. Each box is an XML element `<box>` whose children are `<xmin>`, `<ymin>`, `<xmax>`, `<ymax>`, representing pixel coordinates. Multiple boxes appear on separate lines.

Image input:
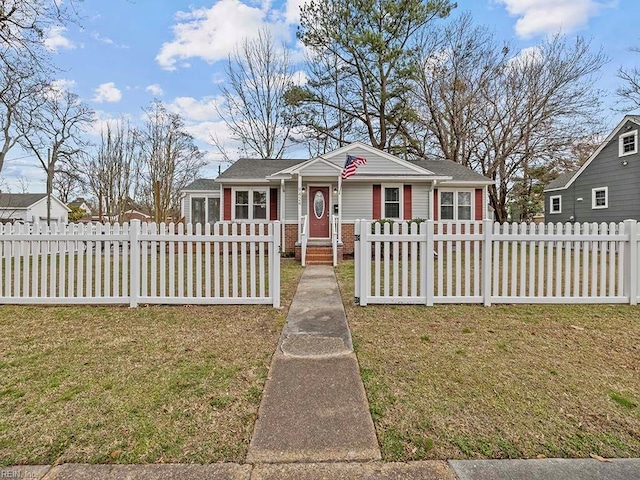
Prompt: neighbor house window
<box><xmin>440</xmin><ymin>191</ymin><xmax>473</xmax><ymax>220</ymax></box>
<box><xmin>549</xmin><ymin>195</ymin><xmax>562</xmax><ymax>214</ymax></box>
<box><xmin>619</xmin><ymin>130</ymin><xmax>637</xmax><ymax>156</ymax></box>
<box><xmin>234</xmin><ymin>189</ymin><xmax>268</xmax><ymax>220</ymax></box>
<box><xmin>592</xmin><ymin>187</ymin><xmax>608</xmax><ymax>209</ymax></box>
<box><xmin>384</xmin><ymin>187</ymin><xmax>401</xmax><ymax>218</ymax></box>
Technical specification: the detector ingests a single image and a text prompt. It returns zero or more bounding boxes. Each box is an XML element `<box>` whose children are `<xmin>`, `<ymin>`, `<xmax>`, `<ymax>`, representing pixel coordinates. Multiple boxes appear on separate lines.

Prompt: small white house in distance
<box><xmin>0</xmin><ymin>193</ymin><xmax>70</xmax><ymax>226</ymax></box>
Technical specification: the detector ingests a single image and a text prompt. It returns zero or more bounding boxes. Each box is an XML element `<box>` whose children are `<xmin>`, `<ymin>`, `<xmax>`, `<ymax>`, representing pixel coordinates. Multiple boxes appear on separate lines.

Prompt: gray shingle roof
<box><xmin>182</xmin><ymin>178</ymin><xmax>221</xmax><ymax>191</ymax></box>
<box><xmin>0</xmin><ymin>193</ymin><xmax>47</xmax><ymax>208</ymax></box>
<box><xmin>409</xmin><ymin>159</ymin><xmax>492</xmax><ymax>182</ymax></box>
<box><xmin>545</xmin><ymin>171</ymin><xmax>575</xmax><ymax>191</ymax></box>
<box><xmin>217</xmin><ymin>159</ymin><xmax>307</xmax><ymax>180</ymax></box>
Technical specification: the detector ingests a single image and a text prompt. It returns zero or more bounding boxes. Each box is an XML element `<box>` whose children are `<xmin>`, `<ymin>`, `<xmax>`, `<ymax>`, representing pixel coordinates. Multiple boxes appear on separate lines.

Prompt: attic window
<box><xmin>619</xmin><ymin>130</ymin><xmax>637</xmax><ymax>157</ymax></box>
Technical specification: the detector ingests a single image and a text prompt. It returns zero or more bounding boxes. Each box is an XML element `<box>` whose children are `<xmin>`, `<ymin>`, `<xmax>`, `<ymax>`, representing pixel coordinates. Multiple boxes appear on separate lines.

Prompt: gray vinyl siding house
<box><xmin>544</xmin><ymin>116</ymin><xmax>640</xmax><ymax>223</ymax></box>
<box><xmin>180</xmin><ymin>142</ymin><xmax>493</xmax><ymax>256</ymax></box>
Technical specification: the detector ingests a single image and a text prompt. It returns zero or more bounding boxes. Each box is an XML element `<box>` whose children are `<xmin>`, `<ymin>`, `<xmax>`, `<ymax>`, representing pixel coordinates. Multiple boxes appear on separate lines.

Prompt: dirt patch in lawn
<box><xmin>336</xmin><ymin>261</ymin><xmax>640</xmax><ymax>461</ymax></box>
<box><xmin>0</xmin><ymin>259</ymin><xmax>302</xmax><ymax>466</ymax></box>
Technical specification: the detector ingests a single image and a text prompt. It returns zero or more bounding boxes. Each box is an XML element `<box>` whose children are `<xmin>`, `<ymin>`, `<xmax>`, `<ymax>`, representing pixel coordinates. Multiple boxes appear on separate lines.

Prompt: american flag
<box><xmin>341</xmin><ymin>155</ymin><xmax>367</xmax><ymax>179</ymax></box>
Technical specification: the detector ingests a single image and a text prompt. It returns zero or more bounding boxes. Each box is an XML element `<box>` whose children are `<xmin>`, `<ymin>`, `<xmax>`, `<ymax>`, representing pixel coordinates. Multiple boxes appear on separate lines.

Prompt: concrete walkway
<box><xmin>246</xmin><ymin>266</ymin><xmax>381</xmax><ymax>463</ymax></box>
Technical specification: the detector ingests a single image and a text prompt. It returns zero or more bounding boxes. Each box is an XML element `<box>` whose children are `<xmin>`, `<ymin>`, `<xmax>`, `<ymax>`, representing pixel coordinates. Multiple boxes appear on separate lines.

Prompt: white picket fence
<box><xmin>0</xmin><ymin>220</ymin><xmax>281</xmax><ymax>307</ymax></box>
<box><xmin>354</xmin><ymin>219</ymin><xmax>640</xmax><ymax>306</ymax></box>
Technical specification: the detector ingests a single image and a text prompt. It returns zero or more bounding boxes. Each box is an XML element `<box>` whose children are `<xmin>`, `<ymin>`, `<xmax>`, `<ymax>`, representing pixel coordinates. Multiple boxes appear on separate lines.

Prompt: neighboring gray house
<box><xmin>544</xmin><ymin>115</ymin><xmax>640</xmax><ymax>223</ymax></box>
<box><xmin>180</xmin><ymin>142</ymin><xmax>493</xmax><ymax>257</ymax></box>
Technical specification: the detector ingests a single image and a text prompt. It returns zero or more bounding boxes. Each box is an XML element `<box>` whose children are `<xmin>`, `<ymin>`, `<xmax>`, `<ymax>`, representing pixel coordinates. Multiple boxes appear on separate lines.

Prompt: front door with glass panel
<box><xmin>309</xmin><ymin>186</ymin><xmax>330</xmax><ymax>238</ymax></box>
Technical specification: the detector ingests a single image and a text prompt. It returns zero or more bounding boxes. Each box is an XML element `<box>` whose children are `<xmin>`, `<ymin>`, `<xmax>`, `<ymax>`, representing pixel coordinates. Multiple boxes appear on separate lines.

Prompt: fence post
<box><xmin>482</xmin><ymin>218</ymin><xmax>493</xmax><ymax>306</ymax></box>
<box><xmin>129</xmin><ymin>219</ymin><xmax>140</xmax><ymax>308</ymax></box>
<box><xmin>624</xmin><ymin>219</ymin><xmax>638</xmax><ymax>305</ymax></box>
<box><xmin>359</xmin><ymin>220</ymin><xmax>369</xmax><ymax>306</ymax></box>
<box><xmin>354</xmin><ymin>220</ymin><xmax>361</xmax><ymax>304</ymax></box>
<box><xmin>272</xmin><ymin>221</ymin><xmax>281</xmax><ymax>308</ymax></box>
<box><xmin>425</xmin><ymin>220</ymin><xmax>434</xmax><ymax>306</ymax></box>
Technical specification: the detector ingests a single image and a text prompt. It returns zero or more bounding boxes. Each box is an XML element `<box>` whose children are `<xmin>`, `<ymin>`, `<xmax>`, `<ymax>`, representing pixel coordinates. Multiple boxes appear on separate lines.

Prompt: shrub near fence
<box><xmin>0</xmin><ymin>220</ymin><xmax>281</xmax><ymax>307</ymax></box>
<box><xmin>354</xmin><ymin>219</ymin><xmax>639</xmax><ymax>306</ymax></box>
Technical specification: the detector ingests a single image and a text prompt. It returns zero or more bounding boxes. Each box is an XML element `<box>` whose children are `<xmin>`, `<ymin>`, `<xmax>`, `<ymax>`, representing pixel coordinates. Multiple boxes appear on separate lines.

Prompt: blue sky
<box><xmin>4</xmin><ymin>0</ymin><xmax>638</xmax><ymax>193</ymax></box>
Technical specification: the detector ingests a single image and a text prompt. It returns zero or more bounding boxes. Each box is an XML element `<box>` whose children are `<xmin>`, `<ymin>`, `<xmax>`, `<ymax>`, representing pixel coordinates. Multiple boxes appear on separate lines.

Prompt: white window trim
<box><xmin>381</xmin><ymin>184</ymin><xmax>403</xmax><ymax>220</ymax></box>
<box><xmin>231</xmin><ymin>187</ymin><xmax>269</xmax><ymax>221</ymax></box>
<box><xmin>549</xmin><ymin>195</ymin><xmax>562</xmax><ymax>214</ymax></box>
<box><xmin>439</xmin><ymin>189</ymin><xmax>475</xmax><ymax>221</ymax></box>
<box><xmin>619</xmin><ymin>130</ymin><xmax>638</xmax><ymax>157</ymax></box>
<box><xmin>591</xmin><ymin>186</ymin><xmax>608</xmax><ymax>209</ymax></box>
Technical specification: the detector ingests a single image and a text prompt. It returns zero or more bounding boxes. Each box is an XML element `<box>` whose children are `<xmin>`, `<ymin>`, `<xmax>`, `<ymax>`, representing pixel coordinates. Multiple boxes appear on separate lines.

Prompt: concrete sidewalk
<box><xmin>5</xmin><ymin>458</ymin><xmax>640</xmax><ymax>479</ymax></box>
<box><xmin>246</xmin><ymin>266</ymin><xmax>381</xmax><ymax>463</ymax></box>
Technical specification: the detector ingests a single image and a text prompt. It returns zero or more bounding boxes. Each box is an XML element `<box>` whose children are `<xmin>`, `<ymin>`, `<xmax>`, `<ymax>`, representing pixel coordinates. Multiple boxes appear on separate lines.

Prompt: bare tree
<box><xmin>214</xmin><ymin>28</ymin><xmax>294</xmax><ymax>159</ymax></box>
<box><xmin>0</xmin><ymin>58</ymin><xmax>48</xmax><ymax>175</ymax></box>
<box><xmin>77</xmin><ymin>119</ymin><xmax>139</xmax><ymax>220</ymax></box>
<box><xmin>19</xmin><ymin>85</ymin><xmax>93</xmax><ymax>225</ymax></box>
<box><xmin>52</xmin><ymin>167</ymin><xmax>82</xmax><ymax>203</ymax></box>
<box><xmin>0</xmin><ymin>0</ymin><xmax>79</xmax><ymax>68</ymax></box>
<box><xmin>137</xmin><ymin>101</ymin><xmax>206</xmax><ymax>223</ymax></box>
<box><xmin>412</xmin><ymin>20</ymin><xmax>608</xmax><ymax>222</ymax></box>
<box><xmin>617</xmin><ymin>46</ymin><xmax>640</xmax><ymax>109</ymax></box>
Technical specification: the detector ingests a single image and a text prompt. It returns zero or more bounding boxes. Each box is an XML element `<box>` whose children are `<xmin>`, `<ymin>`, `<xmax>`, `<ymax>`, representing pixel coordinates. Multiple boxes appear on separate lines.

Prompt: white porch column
<box><xmin>337</xmin><ymin>175</ymin><xmax>343</xmax><ymax>242</ymax></box>
<box><xmin>280</xmin><ymin>179</ymin><xmax>286</xmax><ymax>252</ymax></box>
<box><xmin>483</xmin><ymin>185</ymin><xmax>489</xmax><ymax>220</ymax></box>
<box><xmin>428</xmin><ymin>181</ymin><xmax>436</xmax><ymax>220</ymax></box>
<box><xmin>297</xmin><ymin>174</ymin><xmax>302</xmax><ymax>243</ymax></box>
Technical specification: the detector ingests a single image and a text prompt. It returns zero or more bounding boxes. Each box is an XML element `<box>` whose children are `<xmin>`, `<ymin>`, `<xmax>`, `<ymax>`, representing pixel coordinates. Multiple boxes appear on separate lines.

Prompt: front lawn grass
<box><xmin>0</xmin><ymin>259</ymin><xmax>303</xmax><ymax>466</ymax></box>
<box><xmin>336</xmin><ymin>260</ymin><xmax>640</xmax><ymax>461</ymax></box>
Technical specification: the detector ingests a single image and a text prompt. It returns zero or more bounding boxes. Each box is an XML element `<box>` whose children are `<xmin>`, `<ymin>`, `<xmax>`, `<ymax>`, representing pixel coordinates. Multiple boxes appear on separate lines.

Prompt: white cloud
<box><xmin>156</xmin><ymin>0</ymin><xmax>289</xmax><ymax>70</ymax></box>
<box><xmin>167</xmin><ymin>96</ymin><xmax>224</xmax><ymax>122</ymax></box>
<box><xmin>146</xmin><ymin>84</ymin><xmax>164</xmax><ymax>96</ymax></box>
<box><xmin>91</xmin><ymin>31</ymin><xmax>129</xmax><ymax>49</ymax></box>
<box><xmin>50</xmin><ymin>78</ymin><xmax>77</xmax><ymax>92</ymax></box>
<box><xmin>285</xmin><ymin>0</ymin><xmax>310</xmax><ymax>24</ymax></box>
<box><xmin>92</xmin><ymin>82</ymin><xmax>122</xmax><ymax>103</ymax></box>
<box><xmin>497</xmin><ymin>0</ymin><xmax>614</xmax><ymax>38</ymax></box>
<box><xmin>44</xmin><ymin>26</ymin><xmax>76</xmax><ymax>52</ymax></box>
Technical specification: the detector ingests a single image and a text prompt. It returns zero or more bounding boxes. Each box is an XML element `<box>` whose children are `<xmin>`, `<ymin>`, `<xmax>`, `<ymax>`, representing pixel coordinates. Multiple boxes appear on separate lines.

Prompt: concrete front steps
<box><xmin>304</xmin><ymin>245</ymin><xmax>334</xmax><ymax>265</ymax></box>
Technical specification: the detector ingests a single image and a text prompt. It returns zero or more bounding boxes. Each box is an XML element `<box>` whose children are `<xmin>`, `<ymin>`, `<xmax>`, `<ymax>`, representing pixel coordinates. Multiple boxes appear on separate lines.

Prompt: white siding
<box><xmin>299</xmin><ymin>161</ymin><xmax>341</xmax><ymax>176</ymax></box>
<box><xmin>29</xmin><ymin>198</ymin><xmax>68</xmax><ymax>224</ymax></box>
<box><xmin>412</xmin><ymin>185</ymin><xmax>430</xmax><ymax>219</ymax></box>
<box><xmin>284</xmin><ymin>182</ymin><xmax>302</xmax><ymax>222</ymax></box>
<box><xmin>326</xmin><ymin>147</ymin><xmax>426</xmax><ymax>175</ymax></box>
<box><xmin>341</xmin><ymin>184</ymin><xmax>373</xmax><ymax>221</ymax></box>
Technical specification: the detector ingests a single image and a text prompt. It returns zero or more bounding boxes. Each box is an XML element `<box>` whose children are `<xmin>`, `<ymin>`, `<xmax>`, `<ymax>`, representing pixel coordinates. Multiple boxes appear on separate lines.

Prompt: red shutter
<box><xmin>475</xmin><ymin>189</ymin><xmax>483</xmax><ymax>220</ymax></box>
<box><xmin>223</xmin><ymin>188</ymin><xmax>232</xmax><ymax>221</ymax></box>
<box><xmin>403</xmin><ymin>185</ymin><xmax>412</xmax><ymax>220</ymax></box>
<box><xmin>372</xmin><ymin>184</ymin><xmax>381</xmax><ymax>219</ymax></box>
<box><xmin>433</xmin><ymin>188</ymin><xmax>439</xmax><ymax>221</ymax></box>
<box><xmin>269</xmin><ymin>188</ymin><xmax>278</xmax><ymax>220</ymax></box>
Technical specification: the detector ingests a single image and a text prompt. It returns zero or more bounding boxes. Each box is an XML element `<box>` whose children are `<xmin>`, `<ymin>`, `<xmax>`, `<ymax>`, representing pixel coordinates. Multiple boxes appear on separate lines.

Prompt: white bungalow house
<box><xmin>0</xmin><ymin>193</ymin><xmax>69</xmax><ymax>226</ymax></box>
<box><xmin>180</xmin><ymin>142</ymin><xmax>493</xmax><ymax>259</ymax></box>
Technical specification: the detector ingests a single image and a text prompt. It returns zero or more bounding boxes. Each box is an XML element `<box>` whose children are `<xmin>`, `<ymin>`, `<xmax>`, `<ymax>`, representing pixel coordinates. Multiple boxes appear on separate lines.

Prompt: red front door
<box><xmin>308</xmin><ymin>186</ymin><xmax>330</xmax><ymax>238</ymax></box>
